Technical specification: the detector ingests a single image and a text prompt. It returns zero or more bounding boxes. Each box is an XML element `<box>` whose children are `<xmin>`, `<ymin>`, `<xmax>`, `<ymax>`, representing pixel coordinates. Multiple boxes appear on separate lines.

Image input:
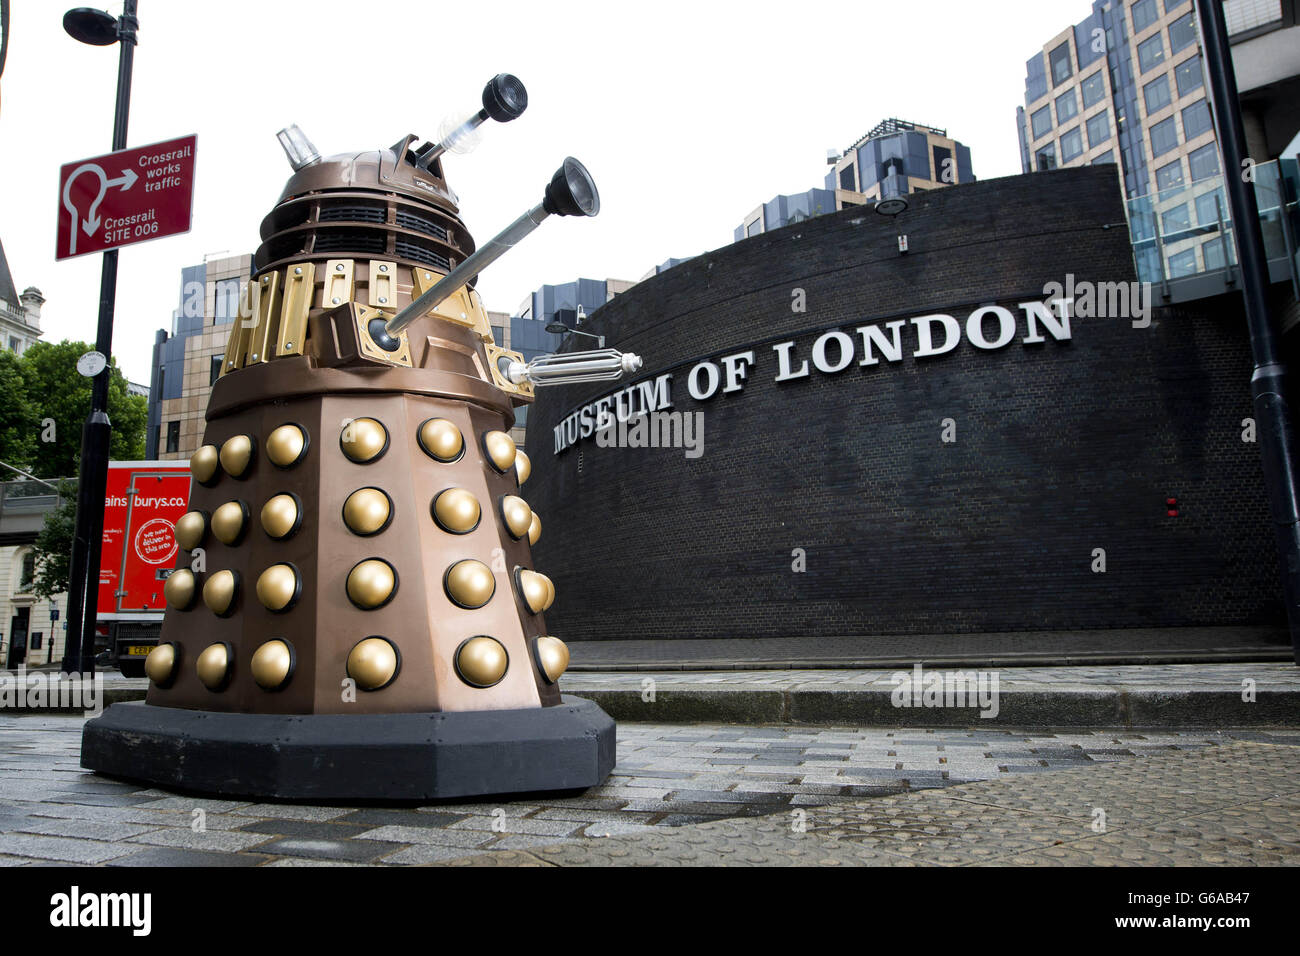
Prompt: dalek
<box><xmin>82</xmin><ymin>75</ymin><xmax>637</xmax><ymax>801</ymax></box>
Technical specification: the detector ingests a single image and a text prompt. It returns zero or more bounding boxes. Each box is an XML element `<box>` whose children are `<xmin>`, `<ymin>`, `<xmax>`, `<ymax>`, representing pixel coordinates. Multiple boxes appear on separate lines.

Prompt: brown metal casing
<box><xmin>147</xmin><ymin>140</ymin><xmax>562</xmax><ymax>716</ymax></box>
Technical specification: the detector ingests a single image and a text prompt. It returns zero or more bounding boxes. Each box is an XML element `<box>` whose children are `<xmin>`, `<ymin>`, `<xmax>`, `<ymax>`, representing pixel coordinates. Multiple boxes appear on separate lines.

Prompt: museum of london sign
<box><xmin>553</xmin><ymin>296</ymin><xmax>1074</xmax><ymax>455</ymax></box>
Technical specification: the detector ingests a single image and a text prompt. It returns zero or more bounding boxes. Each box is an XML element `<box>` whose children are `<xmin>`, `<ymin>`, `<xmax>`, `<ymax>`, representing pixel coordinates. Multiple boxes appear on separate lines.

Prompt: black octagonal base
<box><xmin>80</xmin><ymin>696</ymin><xmax>616</xmax><ymax>802</ymax></box>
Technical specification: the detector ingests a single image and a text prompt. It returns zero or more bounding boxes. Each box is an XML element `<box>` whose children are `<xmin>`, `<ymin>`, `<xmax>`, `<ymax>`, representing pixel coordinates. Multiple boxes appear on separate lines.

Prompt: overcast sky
<box><xmin>1</xmin><ymin>0</ymin><xmax>1080</xmax><ymax>383</ymax></box>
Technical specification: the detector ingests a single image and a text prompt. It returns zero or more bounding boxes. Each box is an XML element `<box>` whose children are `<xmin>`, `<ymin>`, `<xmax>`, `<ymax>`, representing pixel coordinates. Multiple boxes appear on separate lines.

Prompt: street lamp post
<box><xmin>1195</xmin><ymin>0</ymin><xmax>1300</xmax><ymax>664</ymax></box>
<box><xmin>59</xmin><ymin>3</ymin><xmax>138</xmax><ymax>676</ymax></box>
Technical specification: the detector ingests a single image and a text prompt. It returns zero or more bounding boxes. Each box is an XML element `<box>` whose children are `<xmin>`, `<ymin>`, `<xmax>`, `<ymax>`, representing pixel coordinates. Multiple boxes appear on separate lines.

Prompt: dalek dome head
<box><xmin>256</xmin><ymin>74</ymin><xmax>530</xmax><ymax>278</ymax></box>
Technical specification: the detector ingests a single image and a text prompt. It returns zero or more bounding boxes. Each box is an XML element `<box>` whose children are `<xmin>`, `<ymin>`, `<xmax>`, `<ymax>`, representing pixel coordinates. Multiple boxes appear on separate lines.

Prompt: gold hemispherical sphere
<box><xmin>144</xmin><ymin>642</ymin><xmax>178</xmax><ymax>686</ymax></box>
<box><xmin>445</xmin><ymin>559</ymin><xmax>495</xmax><ymax>609</ymax></box>
<box><xmin>500</xmin><ymin>495</ymin><xmax>532</xmax><ymax>540</ymax></box>
<box><xmin>340</xmin><ymin>417</ymin><xmax>388</xmax><ymax>463</ymax></box>
<box><xmin>340</xmin><ymin>486</ymin><xmax>390</xmax><ymax>538</ymax></box>
<box><xmin>219</xmin><ymin>434</ymin><xmax>255</xmax><ymax>479</ymax></box>
<box><xmin>432</xmin><ymin>488</ymin><xmax>481</xmax><ymax>534</ymax></box>
<box><xmin>483</xmin><ymin>430</ymin><xmax>517</xmax><ymax>473</ymax></box>
<box><xmin>174</xmin><ymin>511</ymin><xmax>207</xmax><ymax>551</ymax></box>
<box><xmin>418</xmin><ymin>418</ymin><xmax>464</xmax><ymax>463</ymax></box>
<box><xmin>346</xmin><ymin>559</ymin><xmax>397</xmax><ymax>610</ymax></box>
<box><xmin>251</xmin><ymin>639</ymin><xmax>294</xmax><ymax>691</ymax></box>
<box><xmin>455</xmin><ymin>636</ymin><xmax>509</xmax><ymax>688</ymax></box>
<box><xmin>260</xmin><ymin>493</ymin><xmax>301</xmax><ymax>540</ymax></box>
<box><xmin>203</xmin><ymin>570</ymin><xmax>239</xmax><ymax>616</ymax></box>
<box><xmin>533</xmin><ymin>636</ymin><xmax>570</xmax><ymax>684</ymax></box>
<box><xmin>347</xmin><ymin>637</ymin><xmax>399</xmax><ymax>691</ymax></box>
<box><xmin>190</xmin><ymin>445</ymin><xmax>221</xmax><ymax>485</ymax></box>
<box><xmin>266</xmin><ymin>423</ymin><xmax>308</xmax><ymax>468</ymax></box>
<box><xmin>163</xmin><ymin>569</ymin><xmax>197</xmax><ymax>610</ymax></box>
<box><xmin>196</xmin><ymin>642</ymin><xmax>232</xmax><ymax>691</ymax></box>
<box><xmin>256</xmin><ymin>563</ymin><xmax>300</xmax><ymax>613</ymax></box>
<box><xmin>516</xmin><ymin>568</ymin><xmax>551</xmax><ymax>614</ymax></box>
<box><xmin>343</xmin><ymin>487</ymin><xmax>393</xmax><ymax>536</ymax></box>
<box><xmin>515</xmin><ymin>449</ymin><xmax>532</xmax><ymax>485</ymax></box>
<box><xmin>211</xmin><ymin>500</ymin><xmax>248</xmax><ymax>546</ymax></box>
<box><xmin>528</xmin><ymin>512</ymin><xmax>541</xmax><ymax>546</ymax></box>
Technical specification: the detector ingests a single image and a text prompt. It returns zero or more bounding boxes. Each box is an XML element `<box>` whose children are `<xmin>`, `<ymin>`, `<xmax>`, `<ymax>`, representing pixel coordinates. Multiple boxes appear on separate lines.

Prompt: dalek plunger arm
<box><xmin>386</xmin><ymin>157</ymin><xmax>601</xmax><ymax>337</ymax></box>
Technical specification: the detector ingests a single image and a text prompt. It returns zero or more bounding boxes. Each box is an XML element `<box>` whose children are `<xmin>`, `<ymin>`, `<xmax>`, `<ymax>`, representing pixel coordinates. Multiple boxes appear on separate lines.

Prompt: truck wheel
<box><xmin>119</xmin><ymin>661</ymin><xmax>146</xmax><ymax>678</ymax></box>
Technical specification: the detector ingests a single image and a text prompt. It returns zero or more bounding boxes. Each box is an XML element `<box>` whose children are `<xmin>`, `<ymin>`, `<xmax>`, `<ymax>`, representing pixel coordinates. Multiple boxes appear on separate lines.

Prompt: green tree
<box><xmin>0</xmin><ymin>349</ymin><xmax>37</xmax><ymax>472</ymax></box>
<box><xmin>18</xmin><ymin>340</ymin><xmax>147</xmax><ymax>480</ymax></box>
<box><xmin>31</xmin><ymin>480</ymin><xmax>76</xmax><ymax>601</ymax></box>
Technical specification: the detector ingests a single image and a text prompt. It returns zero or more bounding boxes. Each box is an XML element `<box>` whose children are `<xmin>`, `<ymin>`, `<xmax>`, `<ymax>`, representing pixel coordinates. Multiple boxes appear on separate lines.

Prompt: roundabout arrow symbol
<box><xmin>61</xmin><ymin>163</ymin><xmax>138</xmax><ymax>255</ymax></box>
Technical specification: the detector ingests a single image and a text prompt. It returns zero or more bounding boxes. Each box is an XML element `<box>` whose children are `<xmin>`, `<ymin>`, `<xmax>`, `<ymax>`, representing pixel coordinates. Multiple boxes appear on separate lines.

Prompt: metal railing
<box><xmin>1126</xmin><ymin>157</ymin><xmax>1299</xmax><ymax>293</ymax></box>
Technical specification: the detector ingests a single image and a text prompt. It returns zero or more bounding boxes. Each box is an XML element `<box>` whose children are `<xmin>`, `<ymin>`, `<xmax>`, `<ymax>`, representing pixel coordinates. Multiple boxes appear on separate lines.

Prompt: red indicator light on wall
<box><xmin>1167</xmin><ymin>496</ymin><xmax>1179</xmax><ymax>518</ymax></box>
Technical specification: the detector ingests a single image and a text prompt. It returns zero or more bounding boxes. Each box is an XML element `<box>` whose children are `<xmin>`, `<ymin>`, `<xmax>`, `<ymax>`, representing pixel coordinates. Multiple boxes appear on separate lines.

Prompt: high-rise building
<box><xmin>1016</xmin><ymin>0</ymin><xmax>1300</xmax><ymax>284</ymax></box>
<box><xmin>1016</xmin><ymin>0</ymin><xmax>1298</xmax><ymax>196</ymax></box>
<box><xmin>145</xmin><ymin>254</ymin><xmax>253</xmax><ymax>460</ymax></box>
<box><xmin>737</xmin><ymin>119</ymin><xmax>973</xmax><ymax>239</ymax></box>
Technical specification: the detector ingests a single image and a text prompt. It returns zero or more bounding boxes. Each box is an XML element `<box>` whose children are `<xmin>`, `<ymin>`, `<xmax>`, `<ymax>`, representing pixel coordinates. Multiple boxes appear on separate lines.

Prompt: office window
<box><xmin>30</xmin><ymin>632</ymin><xmax>42</xmax><ymax>651</ymax></box>
<box><xmin>1086</xmin><ymin>110</ymin><xmax>1111</xmax><ymax>148</ymax></box>
<box><xmin>7</xmin><ymin>336</ymin><xmax>18</xmax><ymax>352</ymax></box>
<box><xmin>1137</xmin><ymin>33</ymin><xmax>1166</xmax><ymax>72</ymax></box>
<box><xmin>209</xmin><ymin>355</ymin><xmax>223</xmax><ymax>386</ymax></box>
<box><xmin>1132</xmin><ymin>0</ymin><xmax>1159</xmax><ymax>33</ymax></box>
<box><xmin>1175</xmin><ymin>54</ymin><xmax>1203</xmax><ymax>95</ymax></box>
<box><xmin>1181</xmin><ymin>99</ymin><xmax>1213</xmax><ymax>139</ymax></box>
<box><xmin>1164</xmin><ymin>0</ymin><xmax>1188</xmax><ymax>11</ymax></box>
<box><xmin>1093</xmin><ymin>150</ymin><xmax>1116</xmax><ymax>165</ymax></box>
<box><xmin>1156</xmin><ymin>159</ymin><xmax>1185</xmax><ymax>191</ymax></box>
<box><xmin>1168</xmin><ymin>248</ymin><xmax>1197</xmax><ymax>277</ymax></box>
<box><xmin>1049</xmin><ymin>42</ymin><xmax>1072</xmax><ymax>86</ymax></box>
<box><xmin>166</xmin><ymin>420</ymin><xmax>180</xmax><ymax>454</ymax></box>
<box><xmin>1195</xmin><ymin>188</ymin><xmax>1226</xmax><ymax>225</ymax></box>
<box><xmin>839</xmin><ymin>165</ymin><xmax>856</xmax><ymax>191</ymax></box>
<box><xmin>214</xmin><ymin>278</ymin><xmax>240</xmax><ymax>325</ymax></box>
<box><xmin>1055</xmin><ymin>89</ymin><xmax>1078</xmax><ymax>124</ymax></box>
<box><xmin>1203</xmin><ymin>237</ymin><xmax>1232</xmax><ymax>271</ymax></box>
<box><xmin>1143</xmin><ymin>74</ymin><xmax>1172</xmax><ymax>114</ymax></box>
<box><xmin>932</xmin><ymin>145</ymin><xmax>954</xmax><ymax>184</ymax></box>
<box><xmin>1169</xmin><ymin>12</ymin><xmax>1196</xmax><ymax>54</ymax></box>
<box><xmin>1031</xmin><ymin>105</ymin><xmax>1054</xmax><ymax>139</ymax></box>
<box><xmin>20</xmin><ymin>552</ymin><xmax>35</xmax><ymax>588</ymax></box>
<box><xmin>1162</xmin><ymin>203</ymin><xmax>1190</xmax><ymax>233</ymax></box>
<box><xmin>1035</xmin><ymin>143</ymin><xmax>1057</xmax><ymax>171</ymax></box>
<box><xmin>1150</xmin><ymin>116</ymin><xmax>1179</xmax><ymax>157</ymax></box>
<box><xmin>1081</xmin><ymin>71</ymin><xmax>1106</xmax><ymax>109</ymax></box>
<box><xmin>1060</xmin><ymin>127</ymin><xmax>1084</xmax><ymax>162</ymax></box>
<box><xmin>1188</xmin><ymin>143</ymin><xmax>1220</xmax><ymax>181</ymax></box>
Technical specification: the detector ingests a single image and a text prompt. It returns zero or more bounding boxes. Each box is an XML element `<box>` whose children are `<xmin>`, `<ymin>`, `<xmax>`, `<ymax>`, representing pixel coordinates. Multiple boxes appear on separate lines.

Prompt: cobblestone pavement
<box><xmin>0</xmin><ymin>715</ymin><xmax>1296</xmax><ymax>865</ymax></box>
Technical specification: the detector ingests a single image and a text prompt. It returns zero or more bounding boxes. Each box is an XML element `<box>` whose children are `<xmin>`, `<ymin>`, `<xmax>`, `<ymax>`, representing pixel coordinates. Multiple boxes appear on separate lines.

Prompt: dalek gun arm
<box><xmin>387</xmin><ymin>156</ymin><xmax>601</xmax><ymax>337</ymax></box>
<box><xmin>506</xmin><ymin>348</ymin><xmax>642</xmax><ymax>387</ymax></box>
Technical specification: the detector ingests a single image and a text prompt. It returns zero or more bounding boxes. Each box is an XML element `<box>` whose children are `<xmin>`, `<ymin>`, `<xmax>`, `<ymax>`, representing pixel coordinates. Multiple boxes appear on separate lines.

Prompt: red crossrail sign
<box><xmin>56</xmin><ymin>133</ymin><xmax>196</xmax><ymax>261</ymax></box>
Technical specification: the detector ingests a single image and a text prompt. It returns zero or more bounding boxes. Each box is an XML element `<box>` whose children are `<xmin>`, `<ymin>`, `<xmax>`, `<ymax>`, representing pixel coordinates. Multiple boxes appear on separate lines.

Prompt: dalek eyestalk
<box><xmin>414</xmin><ymin>72</ymin><xmax>529</xmax><ymax>170</ymax></box>
<box><xmin>387</xmin><ymin>156</ymin><xmax>601</xmax><ymax>336</ymax></box>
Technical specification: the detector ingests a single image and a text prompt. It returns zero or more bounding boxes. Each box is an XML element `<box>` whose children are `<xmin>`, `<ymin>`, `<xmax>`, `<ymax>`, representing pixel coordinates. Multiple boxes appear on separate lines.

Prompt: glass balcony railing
<box><xmin>1126</xmin><ymin>158</ymin><xmax>1297</xmax><ymax>286</ymax></box>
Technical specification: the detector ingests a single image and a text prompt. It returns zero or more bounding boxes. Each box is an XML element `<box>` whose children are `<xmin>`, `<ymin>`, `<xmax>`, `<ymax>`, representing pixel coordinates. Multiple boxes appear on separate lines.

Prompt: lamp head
<box><xmin>63</xmin><ymin>7</ymin><xmax>119</xmax><ymax>45</ymax></box>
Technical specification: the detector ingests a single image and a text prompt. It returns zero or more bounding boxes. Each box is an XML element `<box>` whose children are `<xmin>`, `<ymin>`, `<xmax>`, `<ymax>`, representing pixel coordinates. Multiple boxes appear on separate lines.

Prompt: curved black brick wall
<box><xmin>526</xmin><ymin>166</ymin><xmax>1284</xmax><ymax>648</ymax></box>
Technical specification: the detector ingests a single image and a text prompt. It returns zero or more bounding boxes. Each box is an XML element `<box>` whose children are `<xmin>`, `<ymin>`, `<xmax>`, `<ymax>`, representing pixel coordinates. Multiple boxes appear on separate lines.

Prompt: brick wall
<box><xmin>525</xmin><ymin>166</ymin><xmax>1284</xmax><ymax>646</ymax></box>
